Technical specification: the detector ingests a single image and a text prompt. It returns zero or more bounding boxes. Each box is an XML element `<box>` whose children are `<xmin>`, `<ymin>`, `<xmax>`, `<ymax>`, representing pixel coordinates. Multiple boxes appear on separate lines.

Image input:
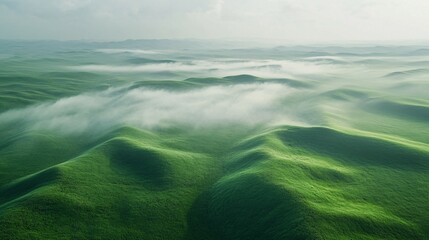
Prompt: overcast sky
<box><xmin>0</xmin><ymin>0</ymin><xmax>428</xmax><ymax>42</ymax></box>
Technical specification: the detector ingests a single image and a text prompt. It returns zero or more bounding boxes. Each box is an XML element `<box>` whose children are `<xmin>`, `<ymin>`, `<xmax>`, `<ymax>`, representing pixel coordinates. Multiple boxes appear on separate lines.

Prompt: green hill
<box><xmin>1</xmin><ymin>43</ymin><xmax>428</xmax><ymax>239</ymax></box>
<box><xmin>0</xmin><ymin>125</ymin><xmax>428</xmax><ymax>239</ymax></box>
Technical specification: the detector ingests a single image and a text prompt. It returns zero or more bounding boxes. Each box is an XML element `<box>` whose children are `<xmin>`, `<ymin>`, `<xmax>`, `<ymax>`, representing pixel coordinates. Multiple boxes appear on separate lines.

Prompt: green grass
<box><xmin>0</xmin><ymin>127</ymin><xmax>223</xmax><ymax>239</ymax></box>
<box><xmin>202</xmin><ymin>126</ymin><xmax>428</xmax><ymax>239</ymax></box>
<box><xmin>1</xmin><ymin>126</ymin><xmax>427</xmax><ymax>239</ymax></box>
<box><xmin>1</xmin><ymin>44</ymin><xmax>429</xmax><ymax>239</ymax></box>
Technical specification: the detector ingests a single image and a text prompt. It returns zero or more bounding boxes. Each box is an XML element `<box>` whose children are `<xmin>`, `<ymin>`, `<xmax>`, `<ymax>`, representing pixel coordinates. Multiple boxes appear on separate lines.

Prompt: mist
<box><xmin>0</xmin><ymin>83</ymin><xmax>304</xmax><ymax>135</ymax></box>
<box><xmin>95</xmin><ymin>49</ymin><xmax>161</xmax><ymax>55</ymax></box>
<box><xmin>71</xmin><ymin>59</ymin><xmax>341</xmax><ymax>79</ymax></box>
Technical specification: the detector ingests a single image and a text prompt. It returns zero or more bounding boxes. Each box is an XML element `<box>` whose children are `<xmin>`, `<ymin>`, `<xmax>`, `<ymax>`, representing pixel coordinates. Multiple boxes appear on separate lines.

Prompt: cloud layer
<box><xmin>1</xmin><ymin>0</ymin><xmax>428</xmax><ymax>42</ymax></box>
<box><xmin>95</xmin><ymin>49</ymin><xmax>161</xmax><ymax>55</ymax></box>
<box><xmin>0</xmin><ymin>83</ymin><xmax>301</xmax><ymax>135</ymax></box>
<box><xmin>71</xmin><ymin>59</ymin><xmax>338</xmax><ymax>79</ymax></box>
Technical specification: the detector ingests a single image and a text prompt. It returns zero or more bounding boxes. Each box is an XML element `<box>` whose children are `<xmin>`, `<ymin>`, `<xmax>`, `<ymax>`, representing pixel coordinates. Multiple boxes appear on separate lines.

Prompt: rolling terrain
<box><xmin>0</xmin><ymin>41</ymin><xmax>428</xmax><ymax>239</ymax></box>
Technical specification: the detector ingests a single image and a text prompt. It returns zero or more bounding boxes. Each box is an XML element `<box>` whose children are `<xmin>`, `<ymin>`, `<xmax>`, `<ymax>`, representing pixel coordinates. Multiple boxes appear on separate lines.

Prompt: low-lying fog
<box><xmin>71</xmin><ymin>59</ymin><xmax>341</xmax><ymax>79</ymax></box>
<box><xmin>1</xmin><ymin>46</ymin><xmax>428</xmax><ymax>136</ymax></box>
<box><xmin>0</xmin><ymin>83</ymin><xmax>306</xmax><ymax>135</ymax></box>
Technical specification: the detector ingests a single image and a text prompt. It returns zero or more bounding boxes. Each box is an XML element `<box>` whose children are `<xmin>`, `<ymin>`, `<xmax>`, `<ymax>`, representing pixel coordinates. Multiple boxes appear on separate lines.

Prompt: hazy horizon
<box><xmin>1</xmin><ymin>0</ymin><xmax>429</xmax><ymax>43</ymax></box>
<box><xmin>1</xmin><ymin>2</ymin><xmax>429</xmax><ymax>239</ymax></box>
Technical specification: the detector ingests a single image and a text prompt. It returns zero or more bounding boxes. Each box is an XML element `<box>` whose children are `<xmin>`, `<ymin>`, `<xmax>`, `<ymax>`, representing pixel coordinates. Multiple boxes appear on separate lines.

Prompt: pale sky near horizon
<box><xmin>0</xmin><ymin>0</ymin><xmax>428</xmax><ymax>42</ymax></box>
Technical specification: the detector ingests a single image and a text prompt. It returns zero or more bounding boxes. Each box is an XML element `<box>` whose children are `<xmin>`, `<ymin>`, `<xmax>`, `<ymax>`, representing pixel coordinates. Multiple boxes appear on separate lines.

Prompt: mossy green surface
<box><xmin>1</xmin><ymin>125</ymin><xmax>428</xmax><ymax>239</ymax></box>
<box><xmin>1</xmin><ymin>43</ymin><xmax>428</xmax><ymax>239</ymax></box>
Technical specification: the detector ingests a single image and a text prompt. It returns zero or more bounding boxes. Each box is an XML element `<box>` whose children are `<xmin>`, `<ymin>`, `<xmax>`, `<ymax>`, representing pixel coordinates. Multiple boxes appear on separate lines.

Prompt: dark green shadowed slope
<box><xmin>1</xmin><ymin>43</ymin><xmax>429</xmax><ymax>239</ymax></box>
<box><xmin>192</xmin><ymin>126</ymin><xmax>428</xmax><ymax>240</ymax></box>
<box><xmin>0</xmin><ymin>127</ymin><xmax>223</xmax><ymax>240</ymax></box>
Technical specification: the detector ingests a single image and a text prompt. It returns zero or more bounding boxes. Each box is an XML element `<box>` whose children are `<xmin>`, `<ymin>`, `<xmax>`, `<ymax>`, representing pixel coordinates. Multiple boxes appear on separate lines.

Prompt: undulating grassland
<box><xmin>0</xmin><ymin>41</ymin><xmax>428</xmax><ymax>239</ymax></box>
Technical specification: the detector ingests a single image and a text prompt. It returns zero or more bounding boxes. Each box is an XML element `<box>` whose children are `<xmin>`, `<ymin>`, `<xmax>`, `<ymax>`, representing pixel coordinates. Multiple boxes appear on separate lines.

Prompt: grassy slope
<box><xmin>0</xmin><ymin>127</ymin><xmax>220</xmax><ymax>239</ymax></box>
<box><xmin>0</xmin><ymin>125</ymin><xmax>428</xmax><ymax>239</ymax></box>
<box><xmin>1</xmin><ymin>48</ymin><xmax>429</xmax><ymax>239</ymax></box>
<box><xmin>0</xmin><ymin>126</ymin><xmax>255</xmax><ymax>239</ymax></box>
<box><xmin>199</xmin><ymin>126</ymin><xmax>429</xmax><ymax>240</ymax></box>
<box><xmin>0</xmin><ymin>71</ymin><xmax>114</xmax><ymax>112</ymax></box>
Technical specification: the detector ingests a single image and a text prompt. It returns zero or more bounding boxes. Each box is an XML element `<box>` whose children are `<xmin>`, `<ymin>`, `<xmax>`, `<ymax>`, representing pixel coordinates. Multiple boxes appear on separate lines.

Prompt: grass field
<box><xmin>0</xmin><ymin>41</ymin><xmax>428</xmax><ymax>239</ymax></box>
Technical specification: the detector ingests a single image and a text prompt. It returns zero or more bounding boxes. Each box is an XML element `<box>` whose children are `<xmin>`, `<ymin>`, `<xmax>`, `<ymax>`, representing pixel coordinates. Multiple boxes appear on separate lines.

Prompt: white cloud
<box><xmin>70</xmin><ymin>59</ymin><xmax>338</xmax><ymax>78</ymax></box>
<box><xmin>0</xmin><ymin>0</ymin><xmax>428</xmax><ymax>42</ymax></box>
<box><xmin>0</xmin><ymin>83</ymin><xmax>302</xmax><ymax>135</ymax></box>
<box><xmin>0</xmin><ymin>0</ymin><xmax>92</xmax><ymax>17</ymax></box>
<box><xmin>95</xmin><ymin>49</ymin><xmax>161</xmax><ymax>55</ymax></box>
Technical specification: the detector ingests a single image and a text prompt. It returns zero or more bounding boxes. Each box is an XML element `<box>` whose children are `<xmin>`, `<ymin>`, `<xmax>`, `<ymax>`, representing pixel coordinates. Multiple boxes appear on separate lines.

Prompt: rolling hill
<box><xmin>0</xmin><ymin>42</ymin><xmax>428</xmax><ymax>239</ymax></box>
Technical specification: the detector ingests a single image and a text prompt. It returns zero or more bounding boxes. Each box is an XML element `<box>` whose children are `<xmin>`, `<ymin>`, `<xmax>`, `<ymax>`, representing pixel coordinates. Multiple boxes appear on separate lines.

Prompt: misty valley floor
<box><xmin>0</xmin><ymin>41</ymin><xmax>428</xmax><ymax>239</ymax></box>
